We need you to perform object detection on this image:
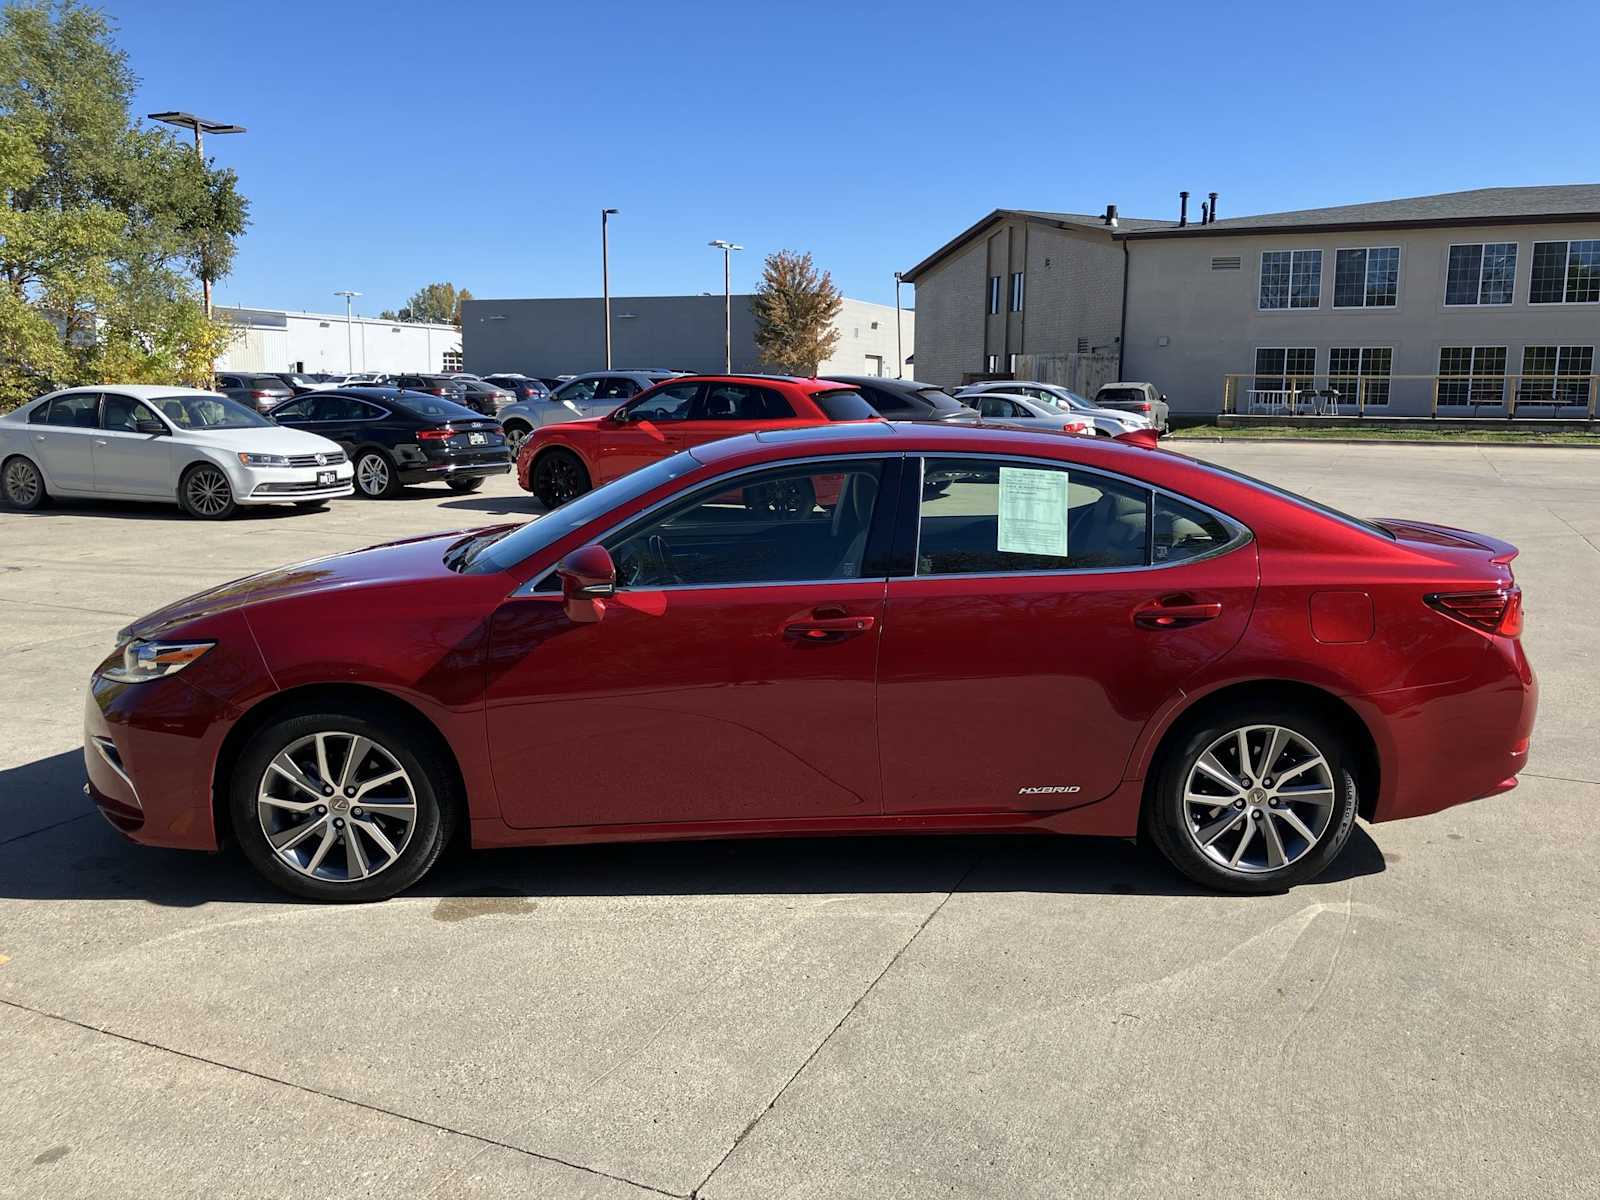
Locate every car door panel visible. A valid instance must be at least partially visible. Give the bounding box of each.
[32,393,100,491]
[93,395,174,497]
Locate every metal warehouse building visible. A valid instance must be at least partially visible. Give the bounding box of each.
[462,294,913,379]
[902,185,1600,418]
[215,306,463,376]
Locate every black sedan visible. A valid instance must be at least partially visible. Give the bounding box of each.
[268,388,512,498]
[821,375,975,423]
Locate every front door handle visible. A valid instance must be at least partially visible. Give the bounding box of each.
[1133,596,1223,629]
[783,614,876,642]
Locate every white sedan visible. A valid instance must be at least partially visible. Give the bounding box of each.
[0,385,354,519]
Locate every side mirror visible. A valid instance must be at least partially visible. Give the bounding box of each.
[1160,393,1169,402]
[134,418,166,435]
[557,544,616,624]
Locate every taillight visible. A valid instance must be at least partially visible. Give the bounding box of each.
[417,428,453,441]
[251,390,272,399]
[1135,402,1151,412]
[1427,587,1522,636]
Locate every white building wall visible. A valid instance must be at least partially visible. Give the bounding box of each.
[818,298,915,379]
[216,307,462,375]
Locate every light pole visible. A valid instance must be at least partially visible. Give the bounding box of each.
[147,111,246,317]
[893,271,905,378]
[708,240,743,373]
[334,291,361,372]
[601,208,619,369]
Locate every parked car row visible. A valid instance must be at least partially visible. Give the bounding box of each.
[0,384,512,517]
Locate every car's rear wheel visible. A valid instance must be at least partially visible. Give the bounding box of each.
[446,477,485,494]
[1146,701,1358,893]
[532,448,590,509]
[1,455,47,510]
[179,462,236,519]
[502,421,532,456]
[230,708,455,902]
[354,449,401,499]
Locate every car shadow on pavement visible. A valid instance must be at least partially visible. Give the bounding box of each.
[3,498,310,522]
[0,750,1386,907]
[439,494,544,516]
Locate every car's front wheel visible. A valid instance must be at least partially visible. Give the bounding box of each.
[230,707,455,902]
[179,462,237,519]
[1,455,48,510]
[1146,701,1358,893]
[532,448,590,509]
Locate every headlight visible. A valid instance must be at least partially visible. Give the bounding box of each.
[238,452,291,467]
[100,639,214,683]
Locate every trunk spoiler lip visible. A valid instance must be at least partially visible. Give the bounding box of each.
[1375,518,1520,564]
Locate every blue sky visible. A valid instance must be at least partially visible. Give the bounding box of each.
[106,0,1599,318]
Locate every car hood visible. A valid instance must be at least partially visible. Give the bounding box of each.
[123,528,490,639]
[182,426,345,455]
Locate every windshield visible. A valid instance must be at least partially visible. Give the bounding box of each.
[467,453,700,573]
[1046,389,1094,411]
[153,394,274,429]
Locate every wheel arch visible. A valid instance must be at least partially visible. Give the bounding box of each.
[210,682,469,850]
[1139,679,1382,825]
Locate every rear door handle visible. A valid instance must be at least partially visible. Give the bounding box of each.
[784,615,876,642]
[1133,597,1223,629]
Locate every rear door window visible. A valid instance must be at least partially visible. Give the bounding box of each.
[313,395,378,422]
[42,393,100,427]
[696,384,795,420]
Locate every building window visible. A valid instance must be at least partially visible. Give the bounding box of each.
[441,350,463,372]
[1253,347,1317,395]
[1259,250,1322,310]
[985,353,1000,373]
[1530,240,1600,304]
[1329,347,1392,407]
[1438,346,1508,407]
[1333,247,1400,308]
[988,276,1001,314]
[1445,243,1517,306]
[1009,272,1025,312]
[1518,345,1595,405]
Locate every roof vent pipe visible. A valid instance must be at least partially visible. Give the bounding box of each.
[1208,191,1219,224]
[1103,203,1118,229]
[1179,191,1189,228]
[1200,201,1209,224]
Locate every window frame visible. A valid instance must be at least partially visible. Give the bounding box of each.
[1444,242,1518,308]
[1327,346,1393,408]
[1009,271,1025,312]
[1529,239,1600,305]
[1252,347,1318,394]
[1437,346,1509,407]
[1331,246,1401,309]
[1517,345,1595,405]
[909,453,1251,580]
[987,275,1001,315]
[1258,249,1323,311]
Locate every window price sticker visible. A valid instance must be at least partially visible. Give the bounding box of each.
[997,466,1069,558]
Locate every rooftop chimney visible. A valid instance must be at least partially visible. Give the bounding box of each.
[1103,203,1119,229]
[1207,191,1219,224]
[1179,191,1189,228]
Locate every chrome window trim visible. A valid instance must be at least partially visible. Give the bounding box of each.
[514,451,902,597]
[912,452,1253,578]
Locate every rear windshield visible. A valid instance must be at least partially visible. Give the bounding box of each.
[812,389,876,421]
[1097,387,1144,403]
[390,393,482,422]
[249,375,292,390]
[917,388,968,416]
[1192,458,1394,539]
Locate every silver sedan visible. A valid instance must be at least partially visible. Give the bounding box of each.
[958,380,1150,438]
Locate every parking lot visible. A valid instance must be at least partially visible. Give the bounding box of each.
[2,441,1597,1199]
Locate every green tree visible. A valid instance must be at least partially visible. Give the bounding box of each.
[381,281,473,326]
[751,250,842,376]
[0,0,247,409]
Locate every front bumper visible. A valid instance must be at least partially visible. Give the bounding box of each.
[237,461,356,504]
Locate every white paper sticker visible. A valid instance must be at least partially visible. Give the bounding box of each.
[997,466,1069,558]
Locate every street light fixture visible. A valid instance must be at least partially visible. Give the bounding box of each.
[148,111,246,317]
[601,209,619,369]
[894,271,905,379]
[708,240,744,373]
[334,291,361,373]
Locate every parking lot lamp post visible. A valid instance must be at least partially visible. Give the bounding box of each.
[708,240,743,373]
[894,271,905,378]
[334,291,361,372]
[602,209,619,369]
[146,112,246,318]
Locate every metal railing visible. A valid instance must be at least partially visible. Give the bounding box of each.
[1221,374,1600,419]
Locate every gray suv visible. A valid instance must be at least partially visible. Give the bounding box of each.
[1092,382,1170,434]
[497,370,678,453]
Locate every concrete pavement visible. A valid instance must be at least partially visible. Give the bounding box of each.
[1,445,1596,1198]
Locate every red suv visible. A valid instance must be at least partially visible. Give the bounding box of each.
[516,374,874,508]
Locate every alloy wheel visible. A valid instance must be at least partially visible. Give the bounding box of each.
[504,426,529,454]
[4,458,41,506]
[1181,724,1336,874]
[185,466,232,516]
[357,454,390,496]
[256,732,417,883]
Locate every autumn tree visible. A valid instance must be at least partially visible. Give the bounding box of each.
[751,250,841,376]
[381,282,473,326]
[0,0,248,409]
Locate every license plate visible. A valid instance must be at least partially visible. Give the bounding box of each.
[317,471,336,486]
[468,432,486,445]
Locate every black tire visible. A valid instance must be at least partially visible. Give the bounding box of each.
[445,476,485,494]
[354,449,401,499]
[1144,700,1358,894]
[178,462,237,519]
[532,447,590,509]
[1,455,48,510]
[229,705,457,902]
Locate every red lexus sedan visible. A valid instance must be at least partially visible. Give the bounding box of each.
[516,374,877,509]
[85,422,1536,902]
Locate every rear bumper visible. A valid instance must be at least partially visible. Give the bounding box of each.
[398,460,512,484]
